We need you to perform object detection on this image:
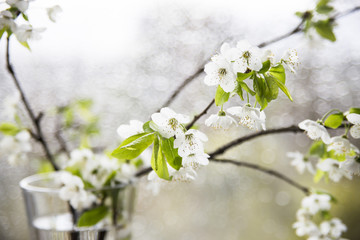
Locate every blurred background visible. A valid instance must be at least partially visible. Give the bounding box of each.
[1,0,360,239]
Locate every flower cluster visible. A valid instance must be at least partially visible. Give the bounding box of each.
[0,0,61,45]
[59,148,137,209]
[203,40,298,131]
[288,111,360,182]
[293,193,347,240]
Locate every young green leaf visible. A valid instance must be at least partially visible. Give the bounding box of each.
[324,113,344,129]
[269,65,286,84]
[0,28,6,40]
[258,60,271,74]
[349,107,360,115]
[143,121,154,133]
[314,20,336,42]
[161,137,182,170]
[253,75,268,109]
[151,137,170,180]
[19,41,31,51]
[264,75,279,102]
[314,169,325,183]
[111,133,155,160]
[0,122,20,136]
[309,141,327,157]
[215,85,230,106]
[235,84,244,101]
[237,71,253,81]
[77,206,109,227]
[272,76,293,101]
[238,81,256,96]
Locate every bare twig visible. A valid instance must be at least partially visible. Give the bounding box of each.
[209,125,303,157]
[6,37,59,171]
[186,99,215,129]
[210,158,310,194]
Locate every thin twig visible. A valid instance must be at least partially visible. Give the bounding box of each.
[6,37,59,171]
[210,158,310,195]
[209,125,303,157]
[186,99,215,129]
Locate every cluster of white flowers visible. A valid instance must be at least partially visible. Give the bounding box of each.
[289,117,360,181]
[0,130,32,166]
[59,148,137,208]
[150,108,209,181]
[0,0,61,43]
[203,40,298,131]
[293,194,347,240]
[205,104,266,131]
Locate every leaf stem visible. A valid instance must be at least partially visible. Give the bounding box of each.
[320,109,342,123]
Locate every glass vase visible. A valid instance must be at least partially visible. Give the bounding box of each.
[20,172,136,240]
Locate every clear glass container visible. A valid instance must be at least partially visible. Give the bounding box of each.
[20,172,136,240]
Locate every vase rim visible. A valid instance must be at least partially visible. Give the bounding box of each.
[19,172,133,193]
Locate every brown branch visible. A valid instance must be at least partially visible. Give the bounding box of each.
[186,99,215,129]
[135,166,152,178]
[6,37,59,171]
[209,125,303,157]
[210,158,310,194]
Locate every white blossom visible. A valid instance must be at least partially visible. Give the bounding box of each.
[47,5,62,22]
[117,120,144,140]
[66,148,94,169]
[205,112,237,130]
[0,130,32,166]
[298,120,331,144]
[6,0,29,12]
[261,49,275,65]
[173,129,208,157]
[150,107,189,138]
[0,11,16,31]
[282,49,299,73]
[346,113,360,139]
[115,163,137,183]
[301,194,331,215]
[14,25,45,42]
[171,166,197,183]
[204,43,237,93]
[227,105,266,130]
[3,92,20,119]
[327,136,356,156]
[320,218,347,239]
[287,151,315,174]
[59,171,96,209]
[82,154,120,188]
[293,220,320,237]
[340,157,360,176]
[317,158,352,182]
[182,152,210,168]
[231,40,263,73]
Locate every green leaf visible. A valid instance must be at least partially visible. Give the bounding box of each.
[314,20,336,42]
[238,81,256,96]
[0,28,6,39]
[316,5,334,14]
[111,133,155,160]
[215,85,230,106]
[19,41,31,50]
[161,137,182,170]
[235,84,244,101]
[77,206,109,227]
[237,71,253,81]
[151,136,170,180]
[309,141,327,157]
[143,121,154,133]
[0,122,20,136]
[76,99,93,109]
[103,170,117,186]
[259,60,271,74]
[253,75,267,110]
[314,169,325,183]
[37,161,55,174]
[349,107,360,115]
[264,75,279,102]
[269,64,286,84]
[316,0,331,8]
[21,13,29,21]
[272,76,293,101]
[324,113,344,129]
